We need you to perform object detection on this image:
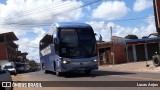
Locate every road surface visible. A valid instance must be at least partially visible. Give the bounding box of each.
[12,69,160,90]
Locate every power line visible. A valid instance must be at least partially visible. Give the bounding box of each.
[13,0,99,25]
[113,16,154,23]
[0,15,154,37]
[1,0,102,25]
[0,0,74,20]
[0,15,154,27]
[0,15,154,34]
[89,16,154,27]
[12,16,155,44]
[0,0,153,27]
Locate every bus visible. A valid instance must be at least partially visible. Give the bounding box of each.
[39,22,98,76]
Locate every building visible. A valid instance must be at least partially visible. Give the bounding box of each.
[97,42,111,65]
[17,51,28,63]
[97,36,160,66]
[126,37,160,62]
[97,36,127,65]
[0,32,19,64]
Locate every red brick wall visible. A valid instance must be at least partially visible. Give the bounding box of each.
[105,50,111,64]
[0,43,7,60]
[113,43,127,64]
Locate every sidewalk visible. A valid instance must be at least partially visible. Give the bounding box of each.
[99,60,160,73]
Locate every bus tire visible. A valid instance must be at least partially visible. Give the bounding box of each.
[153,57,160,67]
[42,63,45,70]
[0,86,5,90]
[44,70,49,74]
[54,62,61,76]
[55,66,61,76]
[84,70,91,75]
[56,71,61,76]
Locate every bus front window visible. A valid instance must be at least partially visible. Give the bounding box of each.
[59,28,96,58]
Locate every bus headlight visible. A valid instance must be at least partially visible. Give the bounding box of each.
[62,58,71,64]
[92,59,97,62]
[62,60,67,64]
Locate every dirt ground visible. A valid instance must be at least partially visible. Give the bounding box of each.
[100,60,160,73]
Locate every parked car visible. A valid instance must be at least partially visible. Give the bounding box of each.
[0,69,13,90]
[1,62,17,76]
[15,63,30,73]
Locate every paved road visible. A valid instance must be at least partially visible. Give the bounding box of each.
[12,69,160,90]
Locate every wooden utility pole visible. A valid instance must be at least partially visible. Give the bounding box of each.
[110,26,115,66]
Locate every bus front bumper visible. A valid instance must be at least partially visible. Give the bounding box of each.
[60,62,98,72]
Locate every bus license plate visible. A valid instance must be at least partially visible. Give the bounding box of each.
[77,68,85,70]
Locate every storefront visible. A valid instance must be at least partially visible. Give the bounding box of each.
[126,37,160,62]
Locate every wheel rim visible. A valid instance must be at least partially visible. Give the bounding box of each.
[154,58,159,64]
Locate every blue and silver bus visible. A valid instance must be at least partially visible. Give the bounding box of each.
[39,22,98,76]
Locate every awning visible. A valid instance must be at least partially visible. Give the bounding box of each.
[0,32,18,42]
[126,37,160,45]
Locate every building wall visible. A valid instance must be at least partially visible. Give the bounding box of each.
[0,43,7,60]
[97,42,127,65]
[0,43,18,61]
[7,45,18,60]
[106,50,112,64]
[126,42,159,62]
[127,45,134,62]
[113,43,127,64]
[136,44,146,61]
[97,42,111,65]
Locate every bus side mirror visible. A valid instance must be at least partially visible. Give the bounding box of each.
[54,38,59,44]
[95,33,102,43]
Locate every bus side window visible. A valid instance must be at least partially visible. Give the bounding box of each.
[53,30,59,54]
[54,38,59,44]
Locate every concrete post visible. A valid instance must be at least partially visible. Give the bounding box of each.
[97,49,100,65]
[126,45,129,62]
[132,45,137,62]
[144,44,149,60]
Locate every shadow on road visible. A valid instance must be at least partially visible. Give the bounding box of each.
[62,70,136,78]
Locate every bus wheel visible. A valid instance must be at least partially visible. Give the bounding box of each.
[54,62,61,76]
[55,66,61,76]
[55,65,61,76]
[56,71,61,76]
[44,70,49,74]
[84,70,91,75]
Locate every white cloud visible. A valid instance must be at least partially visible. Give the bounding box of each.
[86,21,114,41]
[92,1,129,20]
[85,6,91,11]
[133,0,153,12]
[0,25,33,36]
[16,27,46,62]
[87,16,156,41]
[0,0,84,62]
[0,0,83,25]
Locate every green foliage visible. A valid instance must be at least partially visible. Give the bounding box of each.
[125,34,138,39]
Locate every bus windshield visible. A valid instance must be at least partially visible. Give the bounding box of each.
[59,28,96,58]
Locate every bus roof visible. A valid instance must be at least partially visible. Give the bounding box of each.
[55,22,92,28]
[40,22,92,43]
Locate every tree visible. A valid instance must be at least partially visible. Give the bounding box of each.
[125,34,138,39]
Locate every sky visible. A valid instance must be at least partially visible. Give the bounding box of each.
[0,0,156,62]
